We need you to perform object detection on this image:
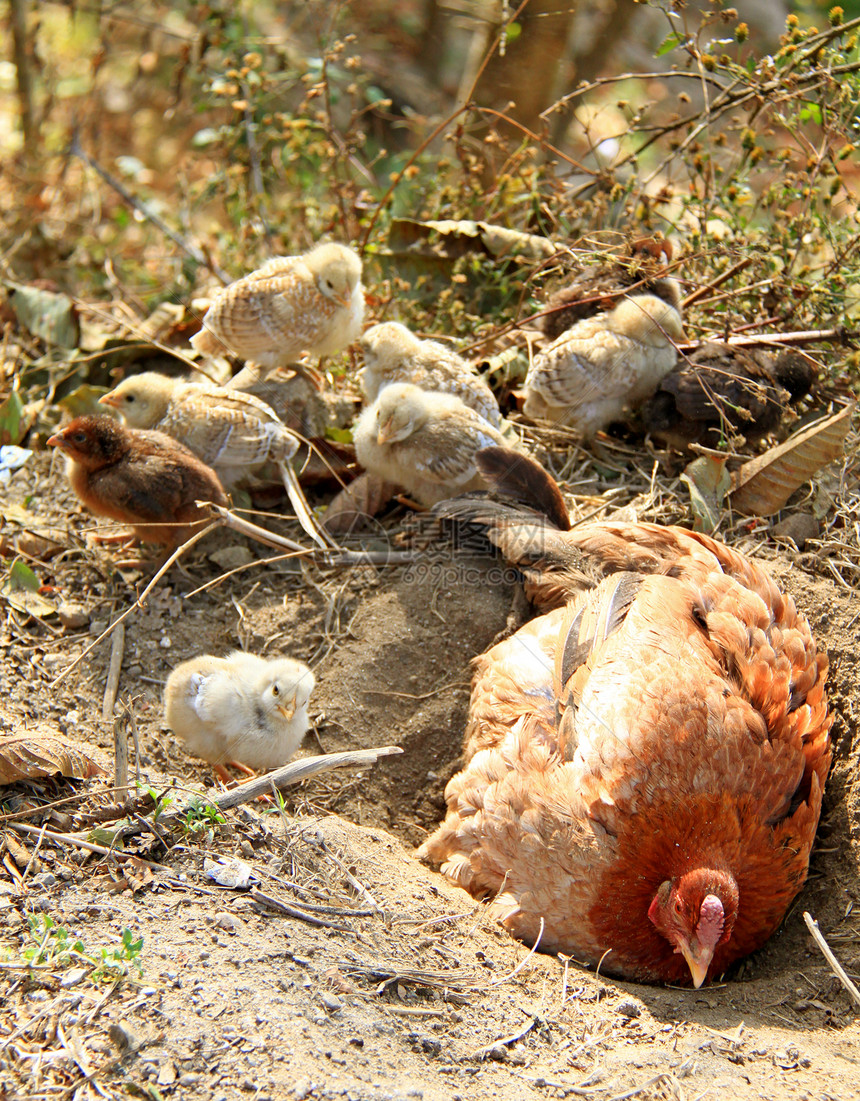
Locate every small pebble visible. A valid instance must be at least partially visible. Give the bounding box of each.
[178,1073,201,1086]
[318,991,343,1012]
[29,872,58,890]
[109,1021,142,1053]
[60,967,87,988]
[214,911,244,933]
[616,998,641,1018]
[771,512,820,550]
[156,1062,177,1086]
[57,603,89,630]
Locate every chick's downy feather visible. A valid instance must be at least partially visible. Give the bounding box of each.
[100,371,331,547]
[164,651,315,770]
[539,237,679,342]
[353,383,505,505]
[47,415,227,547]
[100,371,299,489]
[191,243,364,384]
[360,322,502,427]
[420,448,831,987]
[524,293,684,437]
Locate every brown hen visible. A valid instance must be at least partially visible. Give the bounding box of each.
[419,448,831,987]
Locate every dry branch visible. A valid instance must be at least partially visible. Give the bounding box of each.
[184,746,403,813]
[803,911,860,1008]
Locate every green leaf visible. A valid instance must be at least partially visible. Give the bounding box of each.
[0,390,23,445]
[58,384,111,418]
[799,104,823,125]
[656,31,685,57]
[325,425,354,444]
[7,560,40,592]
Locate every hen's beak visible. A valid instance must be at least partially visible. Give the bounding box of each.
[377,416,396,445]
[276,692,297,722]
[679,940,713,989]
[98,393,120,409]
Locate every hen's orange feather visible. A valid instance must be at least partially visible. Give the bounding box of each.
[420,449,831,986]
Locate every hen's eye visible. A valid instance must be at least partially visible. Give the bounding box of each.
[673,899,683,915]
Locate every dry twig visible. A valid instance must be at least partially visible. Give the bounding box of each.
[803,911,860,1008]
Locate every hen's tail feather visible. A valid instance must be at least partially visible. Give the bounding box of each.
[433,496,594,611]
[475,447,571,531]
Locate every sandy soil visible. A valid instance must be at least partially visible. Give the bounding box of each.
[1,452,859,1101]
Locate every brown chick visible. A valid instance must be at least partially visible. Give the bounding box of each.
[47,415,227,550]
[359,322,502,428]
[640,344,816,449]
[523,293,684,438]
[98,371,328,548]
[539,237,679,342]
[191,242,364,390]
[353,383,505,506]
[420,447,831,988]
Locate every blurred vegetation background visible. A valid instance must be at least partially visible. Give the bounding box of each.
[1,0,860,367]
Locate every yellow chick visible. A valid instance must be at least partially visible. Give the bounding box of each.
[524,293,684,438]
[353,383,505,506]
[191,243,364,389]
[164,652,315,776]
[359,322,502,428]
[100,371,327,546]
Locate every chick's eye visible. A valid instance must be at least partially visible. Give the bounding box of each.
[73,432,87,443]
[272,685,279,696]
[125,395,135,403]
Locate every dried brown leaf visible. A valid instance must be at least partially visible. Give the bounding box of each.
[730,404,855,517]
[0,733,107,785]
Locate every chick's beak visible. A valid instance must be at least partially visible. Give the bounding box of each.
[98,393,120,409]
[377,416,396,445]
[334,289,352,309]
[46,431,64,449]
[276,692,297,722]
[679,940,714,989]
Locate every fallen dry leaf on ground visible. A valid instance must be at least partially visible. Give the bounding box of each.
[730,403,855,516]
[0,733,106,784]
